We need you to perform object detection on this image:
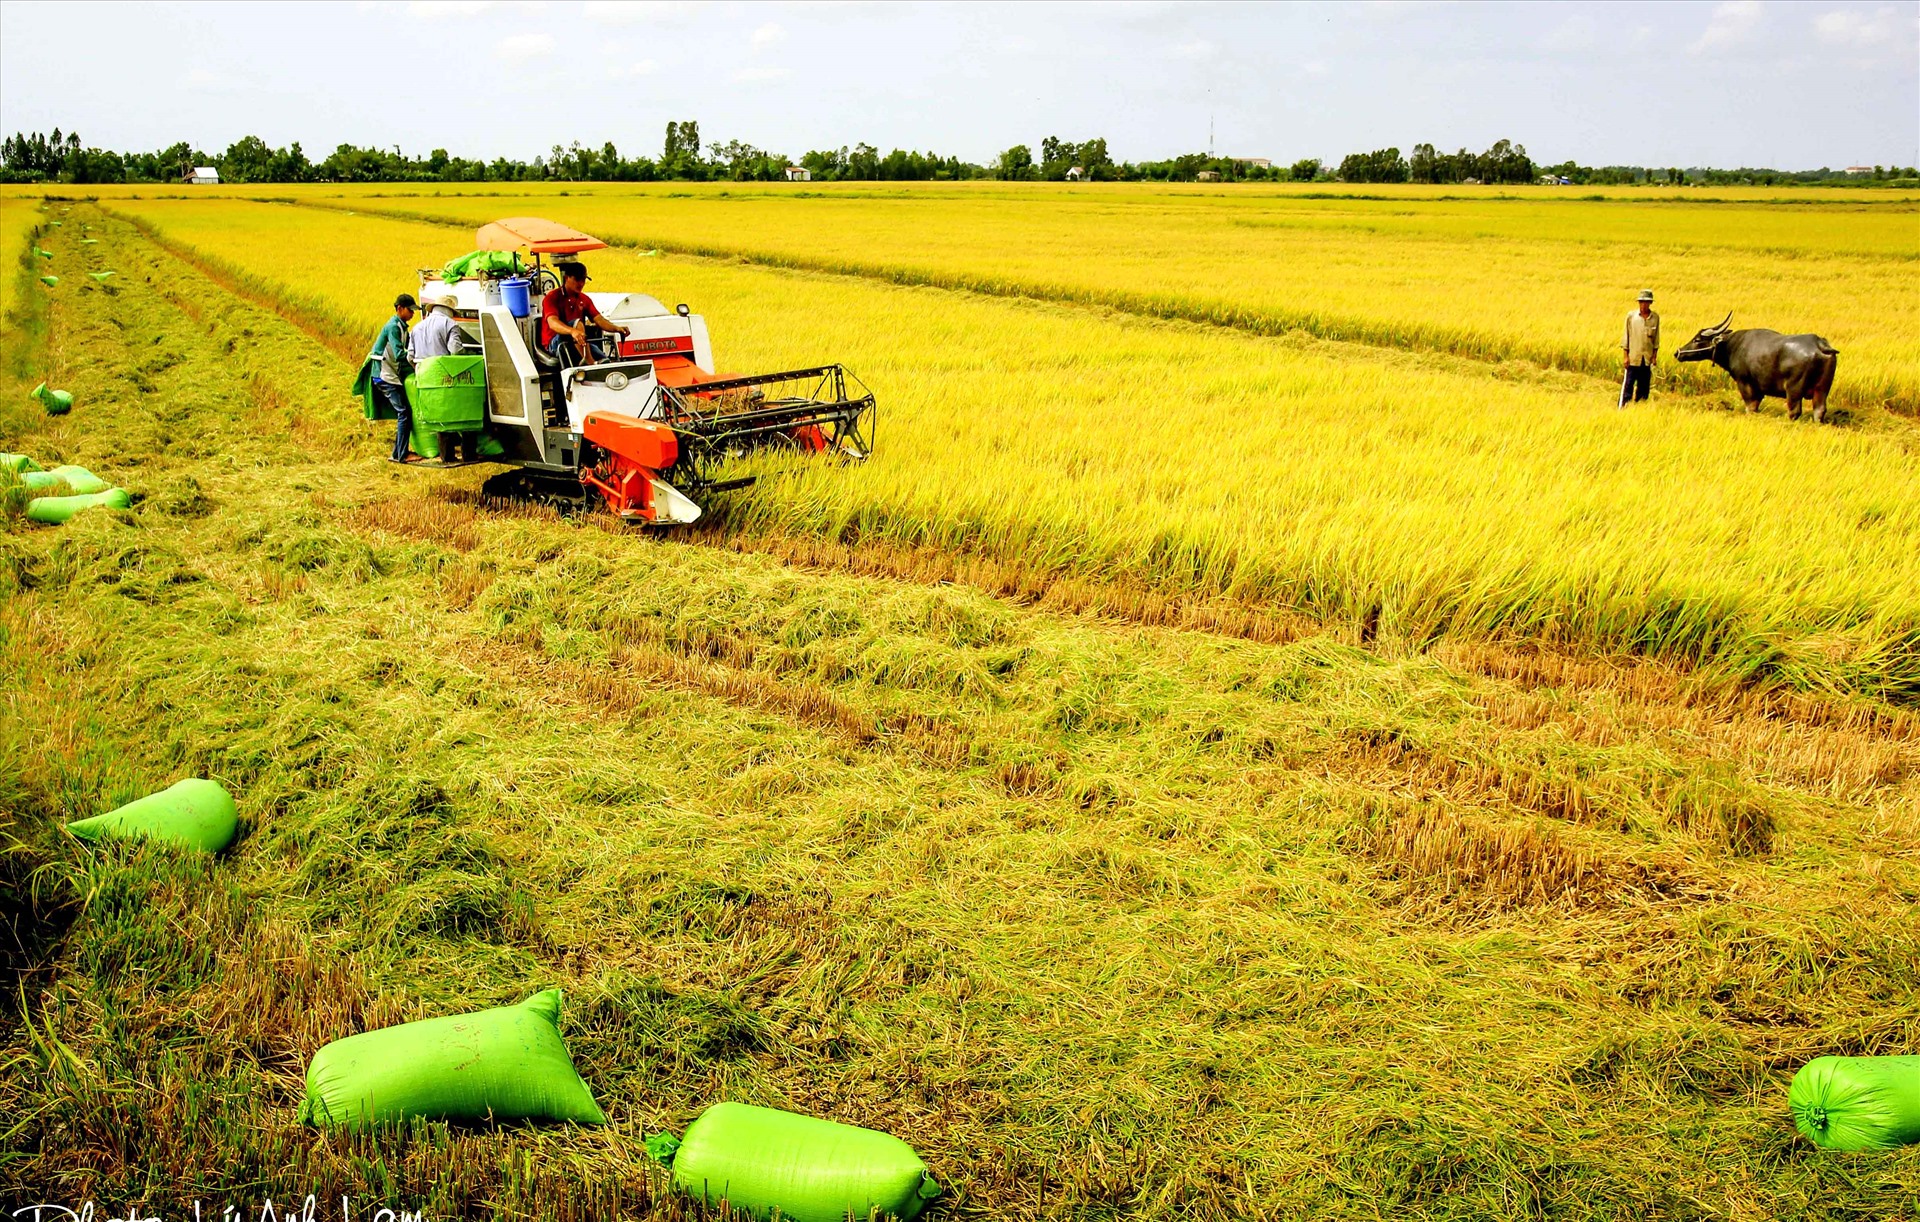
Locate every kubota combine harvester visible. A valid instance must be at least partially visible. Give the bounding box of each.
[397,217,873,525]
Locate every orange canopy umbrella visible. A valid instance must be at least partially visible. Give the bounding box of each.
[475,217,608,255]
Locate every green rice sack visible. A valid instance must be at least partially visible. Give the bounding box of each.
[299,988,605,1129]
[22,465,108,495]
[66,778,239,853]
[26,487,131,524]
[1791,1055,1920,1150]
[659,1101,941,1222]
[1,452,41,474]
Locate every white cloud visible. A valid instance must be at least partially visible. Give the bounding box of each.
[1813,6,1906,46]
[408,1,497,15]
[1303,61,1329,77]
[583,1,701,23]
[730,65,791,83]
[1170,38,1216,61]
[178,67,236,92]
[616,58,659,77]
[1690,0,1764,54]
[1538,14,1600,53]
[751,22,785,46]
[495,31,555,58]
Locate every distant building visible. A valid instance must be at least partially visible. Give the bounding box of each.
[1845,165,1875,174]
[182,166,220,185]
[1196,170,1220,182]
[785,165,810,182]
[1065,166,1084,180]
[1235,158,1272,169]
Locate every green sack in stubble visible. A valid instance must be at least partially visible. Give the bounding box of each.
[34,465,109,494]
[32,383,74,415]
[662,1101,941,1222]
[1791,1055,1920,1150]
[26,487,131,524]
[299,988,605,1129]
[66,778,238,853]
[1,452,42,474]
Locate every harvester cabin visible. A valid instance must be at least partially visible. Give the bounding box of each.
[182,166,220,184]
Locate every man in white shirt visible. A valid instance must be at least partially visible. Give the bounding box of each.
[1620,290,1660,407]
[408,293,478,461]
[409,293,469,360]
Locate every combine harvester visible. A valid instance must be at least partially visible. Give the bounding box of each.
[409,217,873,525]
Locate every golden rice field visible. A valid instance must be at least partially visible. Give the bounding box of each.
[3,189,1919,1221]
[107,180,1920,412]
[88,189,1920,705]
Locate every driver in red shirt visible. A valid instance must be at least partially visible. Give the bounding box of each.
[540,261,630,366]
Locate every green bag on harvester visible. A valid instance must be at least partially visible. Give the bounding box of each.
[299,988,604,1129]
[653,1101,941,1222]
[66,778,238,853]
[413,355,487,433]
[1790,1055,1920,1150]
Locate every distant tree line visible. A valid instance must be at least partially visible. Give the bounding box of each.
[4,125,1914,188]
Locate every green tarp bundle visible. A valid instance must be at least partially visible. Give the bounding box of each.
[26,487,131,524]
[414,354,487,431]
[66,778,239,853]
[355,359,498,460]
[299,989,604,1129]
[1,453,42,474]
[655,1102,941,1222]
[440,250,522,283]
[1791,1056,1920,1150]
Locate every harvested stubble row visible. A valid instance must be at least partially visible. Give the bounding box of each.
[107,195,1920,705]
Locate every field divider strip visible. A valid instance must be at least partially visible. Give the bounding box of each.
[262,195,1914,416]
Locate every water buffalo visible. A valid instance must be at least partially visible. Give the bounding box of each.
[1674,314,1839,422]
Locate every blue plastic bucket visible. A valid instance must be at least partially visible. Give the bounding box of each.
[501,277,531,318]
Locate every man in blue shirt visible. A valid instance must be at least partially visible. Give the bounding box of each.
[371,293,418,462]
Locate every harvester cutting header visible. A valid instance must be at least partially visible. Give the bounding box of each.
[358,217,873,525]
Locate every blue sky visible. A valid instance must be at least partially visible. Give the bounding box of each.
[0,1,1914,167]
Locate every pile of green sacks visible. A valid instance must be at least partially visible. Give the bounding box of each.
[3,452,132,524]
[298,994,940,1220]
[353,353,503,461]
[440,249,522,283]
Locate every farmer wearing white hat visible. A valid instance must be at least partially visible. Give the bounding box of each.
[408,292,479,462]
[1620,289,1660,406]
[408,292,469,360]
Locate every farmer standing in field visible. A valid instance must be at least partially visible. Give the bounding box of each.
[370,292,418,462]
[409,291,475,462]
[1620,289,1660,407]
